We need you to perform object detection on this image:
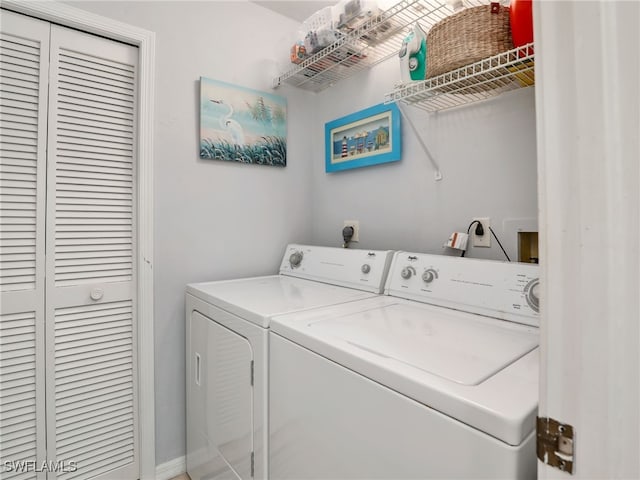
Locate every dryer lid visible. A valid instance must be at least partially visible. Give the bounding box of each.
[187,275,376,327]
[306,301,538,386]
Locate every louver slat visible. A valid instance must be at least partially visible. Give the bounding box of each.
[53,47,134,287]
[54,343,132,367]
[58,109,132,129]
[56,389,132,418]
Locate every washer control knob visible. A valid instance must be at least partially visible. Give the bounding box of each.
[524,278,540,313]
[361,264,371,274]
[400,266,415,279]
[289,251,303,268]
[422,269,436,284]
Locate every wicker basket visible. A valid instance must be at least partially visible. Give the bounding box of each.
[426,4,513,79]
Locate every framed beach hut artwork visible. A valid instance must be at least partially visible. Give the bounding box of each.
[200,77,287,166]
[325,102,401,173]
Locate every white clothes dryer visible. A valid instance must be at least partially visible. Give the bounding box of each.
[269,251,540,479]
[186,244,393,480]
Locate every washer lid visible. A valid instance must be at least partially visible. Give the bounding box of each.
[307,302,538,386]
[271,296,539,446]
[187,275,376,327]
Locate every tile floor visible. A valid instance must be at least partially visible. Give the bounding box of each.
[169,474,189,480]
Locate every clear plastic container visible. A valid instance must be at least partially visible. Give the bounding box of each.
[335,0,379,32]
[302,6,335,34]
[304,29,339,54]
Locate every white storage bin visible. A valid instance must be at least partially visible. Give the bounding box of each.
[335,0,379,32]
[302,6,335,34]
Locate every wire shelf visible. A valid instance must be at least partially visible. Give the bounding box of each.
[384,43,535,112]
[273,0,467,93]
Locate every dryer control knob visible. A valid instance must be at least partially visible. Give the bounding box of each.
[361,264,371,274]
[422,269,436,283]
[289,251,303,268]
[524,278,540,313]
[400,266,415,279]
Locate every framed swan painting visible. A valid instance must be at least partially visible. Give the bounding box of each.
[199,77,287,166]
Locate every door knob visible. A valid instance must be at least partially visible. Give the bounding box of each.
[90,288,104,301]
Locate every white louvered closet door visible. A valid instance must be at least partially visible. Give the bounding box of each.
[44,26,139,480]
[0,12,49,480]
[1,12,140,480]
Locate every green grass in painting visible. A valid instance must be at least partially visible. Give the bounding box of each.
[200,136,286,166]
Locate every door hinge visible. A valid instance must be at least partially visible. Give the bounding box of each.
[250,451,255,477]
[537,416,574,474]
[250,360,254,386]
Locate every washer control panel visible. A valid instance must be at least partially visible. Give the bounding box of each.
[386,252,540,325]
[280,244,394,294]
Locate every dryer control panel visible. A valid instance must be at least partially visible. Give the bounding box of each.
[279,244,394,294]
[386,252,540,326]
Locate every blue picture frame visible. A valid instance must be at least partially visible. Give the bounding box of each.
[325,102,401,173]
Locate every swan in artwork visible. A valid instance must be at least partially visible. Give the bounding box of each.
[210,99,246,147]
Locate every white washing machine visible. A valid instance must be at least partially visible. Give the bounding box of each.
[186,244,393,480]
[269,251,540,479]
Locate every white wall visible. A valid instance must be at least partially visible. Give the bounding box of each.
[310,57,538,260]
[67,0,315,465]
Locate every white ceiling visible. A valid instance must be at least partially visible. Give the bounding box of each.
[252,1,335,22]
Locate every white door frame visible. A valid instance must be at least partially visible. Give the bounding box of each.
[534,1,639,478]
[1,2,157,478]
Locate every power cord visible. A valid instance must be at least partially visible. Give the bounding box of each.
[461,220,511,262]
[342,225,354,248]
[489,226,511,262]
[460,220,483,257]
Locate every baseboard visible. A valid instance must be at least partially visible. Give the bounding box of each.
[155,456,186,480]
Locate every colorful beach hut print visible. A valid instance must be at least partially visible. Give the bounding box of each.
[325,102,401,173]
[330,116,391,161]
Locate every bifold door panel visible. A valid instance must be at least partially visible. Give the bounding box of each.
[1,10,139,480]
[1,12,50,480]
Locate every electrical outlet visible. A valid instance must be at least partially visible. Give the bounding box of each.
[472,217,491,247]
[343,220,359,242]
